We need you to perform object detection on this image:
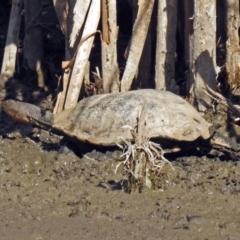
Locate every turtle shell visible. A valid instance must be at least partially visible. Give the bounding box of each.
[52,89,212,146]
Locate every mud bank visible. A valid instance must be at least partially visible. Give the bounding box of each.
[0,132,240,240]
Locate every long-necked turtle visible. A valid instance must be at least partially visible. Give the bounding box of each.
[1,89,237,150]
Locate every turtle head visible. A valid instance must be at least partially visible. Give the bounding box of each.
[2,99,53,129]
[2,99,34,123]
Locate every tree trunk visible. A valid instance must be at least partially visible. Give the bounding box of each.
[101,0,119,93]
[1,0,22,76]
[133,0,153,89]
[182,0,194,94]
[69,0,91,49]
[137,27,152,89]
[155,0,178,93]
[192,0,217,111]
[120,0,154,92]
[23,0,45,87]
[64,0,100,109]
[225,0,240,88]
[53,0,70,59]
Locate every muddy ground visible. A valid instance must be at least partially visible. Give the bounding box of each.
[1,1,240,240]
[1,96,240,240]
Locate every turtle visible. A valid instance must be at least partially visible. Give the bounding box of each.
[1,89,238,152]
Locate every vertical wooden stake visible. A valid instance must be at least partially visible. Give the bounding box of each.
[1,0,23,76]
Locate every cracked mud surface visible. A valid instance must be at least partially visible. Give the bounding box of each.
[1,124,240,240]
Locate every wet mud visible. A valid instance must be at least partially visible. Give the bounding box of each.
[1,122,240,240]
[1,1,240,239]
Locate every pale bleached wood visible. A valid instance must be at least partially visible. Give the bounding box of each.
[136,0,153,89]
[54,70,70,113]
[53,0,90,112]
[192,0,217,111]
[1,0,23,76]
[155,0,178,93]
[225,0,240,88]
[101,0,120,93]
[120,0,154,92]
[55,32,100,113]
[69,0,91,48]
[64,0,100,109]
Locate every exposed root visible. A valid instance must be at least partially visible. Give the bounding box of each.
[115,125,174,192]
